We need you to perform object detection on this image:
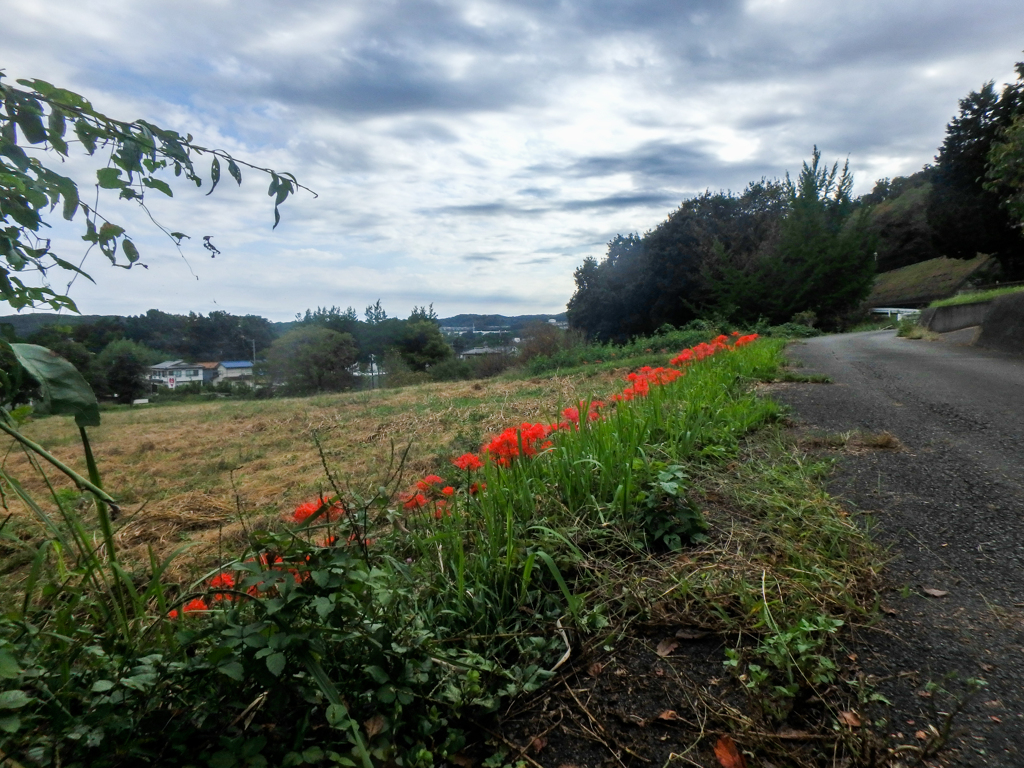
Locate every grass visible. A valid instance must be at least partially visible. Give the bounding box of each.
[0,336,888,767]
[2,370,632,580]
[928,284,1024,308]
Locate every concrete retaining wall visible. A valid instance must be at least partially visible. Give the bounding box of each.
[975,293,1024,355]
[921,301,993,333]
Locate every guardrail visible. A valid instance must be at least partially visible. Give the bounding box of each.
[871,307,921,322]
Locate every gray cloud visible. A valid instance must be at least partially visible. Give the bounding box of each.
[4,0,1024,319]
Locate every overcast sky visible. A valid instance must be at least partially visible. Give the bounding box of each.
[4,0,1023,321]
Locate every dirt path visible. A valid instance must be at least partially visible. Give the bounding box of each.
[774,330,1024,766]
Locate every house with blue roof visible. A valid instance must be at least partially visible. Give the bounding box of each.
[216,360,254,386]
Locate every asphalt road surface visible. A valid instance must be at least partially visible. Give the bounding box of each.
[774,330,1024,767]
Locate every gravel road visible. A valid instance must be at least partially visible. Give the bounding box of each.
[773,330,1024,766]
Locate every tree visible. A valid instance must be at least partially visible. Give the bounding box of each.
[711,149,874,326]
[985,61,1024,235]
[928,66,1024,277]
[266,327,358,395]
[0,72,308,313]
[93,339,160,403]
[988,112,1024,229]
[859,170,941,272]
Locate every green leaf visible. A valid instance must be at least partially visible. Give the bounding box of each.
[218,661,245,681]
[97,222,125,242]
[48,106,66,139]
[228,158,242,185]
[207,157,221,196]
[96,167,123,189]
[14,107,47,145]
[60,180,80,221]
[10,344,101,427]
[141,176,173,197]
[91,679,116,693]
[0,138,30,171]
[325,703,352,729]
[0,690,32,710]
[0,715,20,733]
[266,652,286,677]
[0,649,20,679]
[122,239,140,264]
[74,120,98,154]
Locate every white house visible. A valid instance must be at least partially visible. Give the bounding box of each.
[149,360,206,389]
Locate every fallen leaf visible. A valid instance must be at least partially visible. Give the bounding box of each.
[838,710,862,728]
[922,588,949,598]
[981,663,995,672]
[984,700,1002,708]
[530,736,547,753]
[915,730,928,740]
[675,628,708,640]
[450,755,475,768]
[916,690,932,698]
[363,714,386,739]
[847,653,858,662]
[654,666,665,677]
[587,662,604,677]
[657,710,679,721]
[714,735,747,768]
[882,606,898,615]
[990,715,1002,723]
[656,639,679,657]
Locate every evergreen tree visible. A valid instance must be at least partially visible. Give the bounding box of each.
[928,70,1024,277]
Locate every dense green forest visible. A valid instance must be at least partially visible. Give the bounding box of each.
[568,59,1024,340]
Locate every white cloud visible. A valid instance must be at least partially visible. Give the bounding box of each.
[3,0,1024,321]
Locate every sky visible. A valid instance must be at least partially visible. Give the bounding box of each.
[3,0,1024,322]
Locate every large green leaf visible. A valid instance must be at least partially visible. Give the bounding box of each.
[10,343,100,427]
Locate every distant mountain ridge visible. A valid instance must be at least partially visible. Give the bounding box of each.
[2,311,569,340]
[437,313,567,331]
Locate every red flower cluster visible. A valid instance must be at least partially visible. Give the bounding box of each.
[668,333,759,366]
[452,452,484,471]
[559,399,605,428]
[612,367,682,402]
[292,496,345,524]
[400,474,458,518]
[482,422,553,467]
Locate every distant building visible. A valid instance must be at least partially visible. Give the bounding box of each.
[195,362,220,384]
[217,360,254,386]
[149,360,205,389]
[458,347,515,360]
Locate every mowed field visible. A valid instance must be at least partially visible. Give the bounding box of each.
[3,369,627,580]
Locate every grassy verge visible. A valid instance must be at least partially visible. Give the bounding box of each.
[928,284,1024,308]
[0,336,883,767]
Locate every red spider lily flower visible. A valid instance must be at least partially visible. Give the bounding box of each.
[416,474,445,491]
[293,496,344,524]
[731,330,741,336]
[319,535,338,547]
[433,500,451,520]
[482,422,552,466]
[208,572,237,601]
[346,532,375,546]
[183,597,209,613]
[452,452,484,471]
[401,492,429,510]
[470,482,486,495]
[167,609,179,619]
[441,486,455,497]
[209,572,235,590]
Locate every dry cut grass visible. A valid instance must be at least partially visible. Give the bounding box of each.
[2,371,627,580]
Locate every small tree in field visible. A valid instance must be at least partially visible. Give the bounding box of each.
[266,326,358,395]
